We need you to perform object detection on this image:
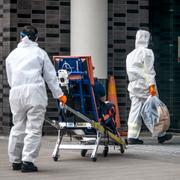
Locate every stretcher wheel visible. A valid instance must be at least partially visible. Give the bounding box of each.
[53,156,59,161]
[120,145,125,154]
[81,149,87,157]
[103,146,108,157]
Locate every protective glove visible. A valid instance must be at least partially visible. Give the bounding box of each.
[59,95,67,104]
[149,84,156,96]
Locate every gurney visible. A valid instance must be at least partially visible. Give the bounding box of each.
[47,56,126,161]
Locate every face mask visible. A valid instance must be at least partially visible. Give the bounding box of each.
[20,32,38,41]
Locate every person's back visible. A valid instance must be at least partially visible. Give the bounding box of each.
[7,37,45,87]
[6,37,49,106]
[93,78,106,108]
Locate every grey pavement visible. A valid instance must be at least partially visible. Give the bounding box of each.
[0,133,180,180]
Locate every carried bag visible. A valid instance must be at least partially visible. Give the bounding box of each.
[141,96,170,137]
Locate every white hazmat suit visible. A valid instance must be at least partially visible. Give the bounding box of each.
[6,36,63,163]
[126,30,157,139]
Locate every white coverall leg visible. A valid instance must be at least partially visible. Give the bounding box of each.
[127,96,146,139]
[8,90,46,163]
[8,104,46,163]
[22,105,46,162]
[8,113,26,163]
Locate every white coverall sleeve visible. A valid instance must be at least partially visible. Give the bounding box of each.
[42,52,63,99]
[143,49,156,86]
[5,57,12,87]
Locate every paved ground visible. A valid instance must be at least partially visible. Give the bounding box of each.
[0,133,180,180]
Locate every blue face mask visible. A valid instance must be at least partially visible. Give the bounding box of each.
[20,32,28,38]
[20,31,38,40]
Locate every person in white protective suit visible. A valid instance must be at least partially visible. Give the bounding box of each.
[126,29,173,144]
[6,25,67,172]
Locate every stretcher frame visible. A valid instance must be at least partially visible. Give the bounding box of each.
[47,104,126,162]
[47,56,126,161]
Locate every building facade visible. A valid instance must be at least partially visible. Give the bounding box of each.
[150,0,180,131]
[0,0,179,135]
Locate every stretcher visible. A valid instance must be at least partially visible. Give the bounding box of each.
[47,56,126,161]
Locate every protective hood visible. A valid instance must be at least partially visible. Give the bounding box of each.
[135,30,150,48]
[17,36,38,48]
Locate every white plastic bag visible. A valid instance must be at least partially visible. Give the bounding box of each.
[141,96,170,137]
